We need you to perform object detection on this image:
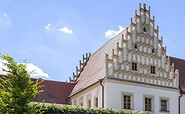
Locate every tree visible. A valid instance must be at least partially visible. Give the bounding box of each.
[0,55,43,114]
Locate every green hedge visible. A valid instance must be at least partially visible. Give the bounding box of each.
[29,103,151,114]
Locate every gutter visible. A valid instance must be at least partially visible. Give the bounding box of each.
[99,78,104,108]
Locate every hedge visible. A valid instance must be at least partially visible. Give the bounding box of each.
[29,103,151,114]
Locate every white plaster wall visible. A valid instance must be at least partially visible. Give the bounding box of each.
[71,85,102,108]
[105,81,179,114]
[180,95,185,114]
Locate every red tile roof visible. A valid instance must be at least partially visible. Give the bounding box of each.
[170,56,185,93]
[70,29,128,96]
[32,79,76,104]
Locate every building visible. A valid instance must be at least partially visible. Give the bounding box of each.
[67,3,185,114]
[2,3,184,114]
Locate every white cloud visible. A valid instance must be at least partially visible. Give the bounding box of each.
[44,23,52,30]
[58,27,73,34]
[105,25,125,39]
[0,59,49,78]
[3,13,7,17]
[0,13,11,29]
[26,63,49,78]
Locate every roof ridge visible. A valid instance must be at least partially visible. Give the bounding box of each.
[169,56,185,61]
[31,78,74,84]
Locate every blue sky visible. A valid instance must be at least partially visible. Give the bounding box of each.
[0,0,185,82]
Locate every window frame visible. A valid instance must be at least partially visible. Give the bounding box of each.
[87,99,91,108]
[132,62,137,71]
[152,48,155,53]
[159,97,170,112]
[80,102,83,106]
[143,95,154,112]
[122,92,134,110]
[94,97,98,107]
[143,27,146,32]
[151,66,156,74]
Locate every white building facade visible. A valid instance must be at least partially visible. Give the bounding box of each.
[69,4,184,114]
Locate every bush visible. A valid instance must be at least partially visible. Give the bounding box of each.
[29,103,151,114]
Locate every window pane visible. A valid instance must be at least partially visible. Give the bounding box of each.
[161,100,167,111]
[123,95,131,109]
[145,98,152,111]
[132,63,137,71]
[88,100,91,108]
[151,66,155,74]
[95,97,98,107]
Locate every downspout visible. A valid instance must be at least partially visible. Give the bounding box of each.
[179,93,183,114]
[99,79,104,108]
[179,87,184,114]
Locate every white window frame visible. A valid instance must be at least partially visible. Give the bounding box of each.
[159,97,170,112]
[122,92,134,110]
[143,95,154,112]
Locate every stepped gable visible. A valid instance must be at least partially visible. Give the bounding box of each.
[70,3,180,96]
[69,53,91,83]
[33,79,76,104]
[170,57,185,93]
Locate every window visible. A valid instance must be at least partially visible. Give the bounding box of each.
[132,62,137,71]
[160,98,169,112]
[152,48,155,53]
[161,100,167,111]
[80,102,83,106]
[94,97,98,107]
[73,99,77,106]
[48,94,55,99]
[134,44,138,49]
[123,95,131,109]
[87,100,91,108]
[151,66,155,74]
[143,27,146,32]
[145,97,152,111]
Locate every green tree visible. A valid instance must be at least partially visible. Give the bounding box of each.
[0,55,43,114]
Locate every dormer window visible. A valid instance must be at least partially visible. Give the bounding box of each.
[48,94,55,99]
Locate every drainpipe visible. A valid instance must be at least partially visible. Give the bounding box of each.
[179,93,183,114]
[99,79,104,108]
[179,86,184,114]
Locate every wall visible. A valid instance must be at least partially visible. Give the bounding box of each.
[71,84,102,108]
[105,80,179,114]
[180,95,185,114]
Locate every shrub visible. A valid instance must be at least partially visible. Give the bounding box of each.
[29,103,151,114]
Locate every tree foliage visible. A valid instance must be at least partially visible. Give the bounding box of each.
[0,55,43,114]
